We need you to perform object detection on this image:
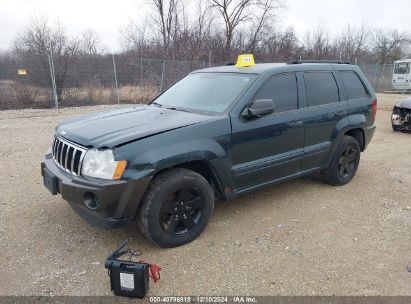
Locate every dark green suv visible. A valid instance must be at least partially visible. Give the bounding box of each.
[41,60,377,247]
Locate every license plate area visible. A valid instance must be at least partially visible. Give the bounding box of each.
[43,168,59,195]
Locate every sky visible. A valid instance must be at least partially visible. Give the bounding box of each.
[0,0,410,52]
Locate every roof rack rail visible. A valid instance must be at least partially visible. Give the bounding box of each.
[288,60,351,65]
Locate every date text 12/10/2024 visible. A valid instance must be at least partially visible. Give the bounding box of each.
[149,296,257,303]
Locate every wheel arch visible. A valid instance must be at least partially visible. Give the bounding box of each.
[344,128,365,151]
[153,159,227,201]
[326,119,366,168]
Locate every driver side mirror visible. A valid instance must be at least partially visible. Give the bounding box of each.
[241,99,274,119]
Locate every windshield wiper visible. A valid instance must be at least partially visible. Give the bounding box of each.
[166,106,191,113]
[152,102,163,107]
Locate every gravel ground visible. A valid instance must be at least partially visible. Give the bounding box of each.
[0,94,410,296]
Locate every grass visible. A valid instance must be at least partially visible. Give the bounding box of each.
[0,80,159,110]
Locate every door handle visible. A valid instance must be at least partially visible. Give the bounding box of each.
[335,110,348,118]
[286,120,303,128]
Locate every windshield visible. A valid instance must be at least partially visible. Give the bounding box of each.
[152,72,256,113]
[394,62,409,75]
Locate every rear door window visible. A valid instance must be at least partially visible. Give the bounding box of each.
[304,72,340,107]
[254,73,298,113]
[340,71,368,100]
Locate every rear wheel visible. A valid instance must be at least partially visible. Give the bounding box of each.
[321,135,361,186]
[138,168,214,248]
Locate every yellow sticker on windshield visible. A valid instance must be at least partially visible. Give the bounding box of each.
[235,54,255,68]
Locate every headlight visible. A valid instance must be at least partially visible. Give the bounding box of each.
[81,149,127,180]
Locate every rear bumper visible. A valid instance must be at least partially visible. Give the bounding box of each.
[364,124,376,150]
[393,83,411,90]
[41,153,152,229]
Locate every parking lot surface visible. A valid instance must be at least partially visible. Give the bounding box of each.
[0,94,410,296]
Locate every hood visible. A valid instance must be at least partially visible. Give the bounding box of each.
[396,97,411,110]
[56,105,217,148]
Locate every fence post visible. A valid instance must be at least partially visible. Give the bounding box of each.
[159,60,166,93]
[112,54,120,104]
[378,63,386,92]
[140,44,143,85]
[373,64,378,89]
[48,52,58,109]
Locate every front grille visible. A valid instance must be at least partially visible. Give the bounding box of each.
[52,136,87,175]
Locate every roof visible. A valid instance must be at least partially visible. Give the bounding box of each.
[394,59,411,63]
[192,62,353,75]
[193,63,287,75]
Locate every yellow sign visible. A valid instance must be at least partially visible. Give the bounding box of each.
[18,69,27,76]
[235,54,255,68]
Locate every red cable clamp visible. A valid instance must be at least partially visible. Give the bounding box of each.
[139,260,162,283]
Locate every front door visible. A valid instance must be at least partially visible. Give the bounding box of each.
[230,73,305,190]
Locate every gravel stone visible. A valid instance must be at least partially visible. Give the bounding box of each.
[0,95,410,296]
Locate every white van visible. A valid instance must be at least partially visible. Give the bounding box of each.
[393,59,411,90]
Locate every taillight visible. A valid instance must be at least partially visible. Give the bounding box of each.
[371,99,377,122]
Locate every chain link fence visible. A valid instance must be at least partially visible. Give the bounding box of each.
[0,53,207,110]
[0,55,404,111]
[359,63,395,93]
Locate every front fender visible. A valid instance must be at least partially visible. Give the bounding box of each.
[114,117,234,193]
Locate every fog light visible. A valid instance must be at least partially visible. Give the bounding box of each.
[84,192,100,210]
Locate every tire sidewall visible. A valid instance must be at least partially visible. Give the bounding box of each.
[331,136,361,185]
[144,171,214,247]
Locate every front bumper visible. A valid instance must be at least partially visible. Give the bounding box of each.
[41,153,152,229]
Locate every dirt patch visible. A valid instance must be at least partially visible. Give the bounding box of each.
[0,94,410,296]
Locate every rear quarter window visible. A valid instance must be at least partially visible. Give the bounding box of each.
[339,71,368,100]
[304,72,340,107]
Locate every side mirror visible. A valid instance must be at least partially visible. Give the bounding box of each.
[241,99,274,119]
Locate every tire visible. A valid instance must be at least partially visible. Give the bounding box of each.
[137,168,214,248]
[321,135,361,186]
[392,124,401,132]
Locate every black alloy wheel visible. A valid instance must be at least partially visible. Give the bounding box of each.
[321,135,361,186]
[338,145,358,178]
[159,187,205,236]
[138,168,214,248]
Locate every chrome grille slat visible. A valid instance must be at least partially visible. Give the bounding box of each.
[54,139,58,157]
[78,150,86,175]
[59,143,64,165]
[51,136,87,176]
[64,146,70,169]
[57,141,63,165]
[55,140,59,162]
[70,148,76,172]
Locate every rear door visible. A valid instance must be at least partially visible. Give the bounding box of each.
[230,73,305,189]
[302,71,348,171]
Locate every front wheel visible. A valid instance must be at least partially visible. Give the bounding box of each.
[137,168,214,248]
[321,135,361,186]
